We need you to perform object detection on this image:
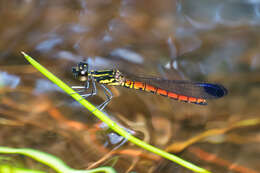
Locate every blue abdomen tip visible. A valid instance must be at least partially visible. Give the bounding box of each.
[201,83,228,98]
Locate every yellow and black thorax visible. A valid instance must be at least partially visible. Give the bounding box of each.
[89,69,124,86]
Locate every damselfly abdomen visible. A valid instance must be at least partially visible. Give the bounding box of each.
[72,62,228,110]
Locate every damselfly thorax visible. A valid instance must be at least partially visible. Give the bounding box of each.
[72,62,228,110]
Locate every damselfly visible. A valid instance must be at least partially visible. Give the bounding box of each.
[72,62,228,110]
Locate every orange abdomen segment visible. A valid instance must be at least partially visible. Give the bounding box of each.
[145,84,207,105]
[133,81,145,90]
[124,81,207,105]
[157,88,168,96]
[144,84,157,93]
[167,92,178,100]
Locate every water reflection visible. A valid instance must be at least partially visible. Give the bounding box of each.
[36,37,63,52]
[0,71,20,88]
[34,79,62,94]
[110,48,144,64]
[180,0,260,28]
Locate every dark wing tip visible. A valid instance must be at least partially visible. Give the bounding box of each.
[200,83,228,98]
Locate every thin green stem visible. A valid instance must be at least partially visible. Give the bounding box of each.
[0,146,115,173]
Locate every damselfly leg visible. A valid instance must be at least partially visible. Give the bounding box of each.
[71,80,113,111]
[97,84,113,110]
[72,80,97,98]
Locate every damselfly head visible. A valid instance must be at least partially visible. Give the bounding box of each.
[72,62,89,81]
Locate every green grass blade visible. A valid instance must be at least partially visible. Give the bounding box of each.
[0,164,46,173]
[21,52,211,173]
[0,146,116,173]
